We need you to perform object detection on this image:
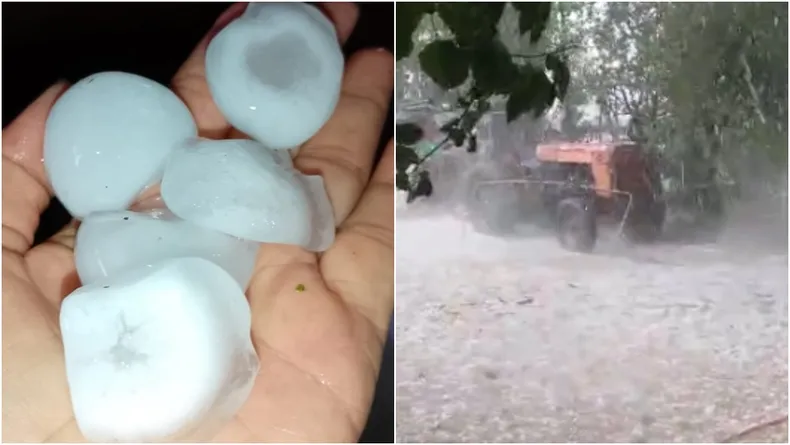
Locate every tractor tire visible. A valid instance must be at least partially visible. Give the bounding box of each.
[556,197,597,253]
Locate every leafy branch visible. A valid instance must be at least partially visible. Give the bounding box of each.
[395,2,573,194]
[511,43,580,60]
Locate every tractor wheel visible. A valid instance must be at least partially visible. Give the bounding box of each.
[556,197,597,253]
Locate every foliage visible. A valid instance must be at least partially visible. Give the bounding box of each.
[395,2,570,192]
[397,2,788,213]
[550,2,787,192]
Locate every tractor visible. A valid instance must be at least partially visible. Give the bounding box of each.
[397,100,667,252]
[464,141,667,253]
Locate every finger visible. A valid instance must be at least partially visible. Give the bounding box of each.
[171,2,360,139]
[294,49,394,226]
[170,2,247,139]
[2,81,69,253]
[319,140,394,337]
[317,2,360,44]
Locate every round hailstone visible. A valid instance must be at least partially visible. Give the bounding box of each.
[205,2,344,150]
[44,72,197,219]
[75,209,259,291]
[60,257,259,442]
[160,138,315,246]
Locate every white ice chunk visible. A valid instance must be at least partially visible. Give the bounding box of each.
[160,139,312,245]
[60,257,259,442]
[75,209,259,291]
[205,2,343,150]
[300,174,336,252]
[43,72,197,219]
[271,147,295,169]
[244,2,337,38]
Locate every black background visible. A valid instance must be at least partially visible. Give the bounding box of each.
[2,2,394,443]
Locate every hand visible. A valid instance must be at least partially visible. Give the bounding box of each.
[2,3,394,442]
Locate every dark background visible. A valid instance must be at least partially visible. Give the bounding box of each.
[2,2,394,443]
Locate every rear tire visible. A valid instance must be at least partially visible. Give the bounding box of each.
[556,197,597,253]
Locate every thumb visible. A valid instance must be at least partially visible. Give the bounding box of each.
[2,81,69,253]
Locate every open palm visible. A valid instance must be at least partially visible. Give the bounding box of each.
[2,3,394,442]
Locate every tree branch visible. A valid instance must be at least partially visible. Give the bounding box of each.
[511,44,580,60]
[414,101,475,167]
[739,51,767,125]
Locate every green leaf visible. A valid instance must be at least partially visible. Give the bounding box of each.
[471,39,519,95]
[396,144,420,173]
[531,73,558,118]
[396,123,424,145]
[436,3,505,47]
[418,40,471,89]
[545,53,571,100]
[510,3,552,41]
[512,3,533,36]
[396,3,435,61]
[505,66,555,122]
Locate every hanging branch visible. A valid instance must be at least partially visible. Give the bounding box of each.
[511,43,581,60]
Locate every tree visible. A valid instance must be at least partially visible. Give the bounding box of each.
[397,2,788,211]
[395,2,571,193]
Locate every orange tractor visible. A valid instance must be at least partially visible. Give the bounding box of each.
[465,140,667,252]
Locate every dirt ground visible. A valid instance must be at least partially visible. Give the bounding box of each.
[395,197,788,443]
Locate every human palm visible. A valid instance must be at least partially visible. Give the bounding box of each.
[2,3,394,442]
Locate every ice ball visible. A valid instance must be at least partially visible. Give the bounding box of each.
[60,257,259,442]
[205,2,344,150]
[160,138,313,245]
[43,72,197,219]
[75,209,259,291]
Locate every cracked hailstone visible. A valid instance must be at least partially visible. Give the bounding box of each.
[205,2,344,150]
[43,71,197,219]
[161,138,335,250]
[60,257,259,442]
[74,209,259,291]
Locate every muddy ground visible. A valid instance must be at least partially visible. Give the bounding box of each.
[395,197,788,443]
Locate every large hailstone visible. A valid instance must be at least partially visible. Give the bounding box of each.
[205,2,344,150]
[75,209,259,290]
[161,138,335,250]
[44,72,197,219]
[60,257,259,442]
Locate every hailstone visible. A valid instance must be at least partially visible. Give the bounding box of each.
[160,138,314,246]
[60,257,259,442]
[205,2,344,150]
[75,209,259,290]
[43,72,197,219]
